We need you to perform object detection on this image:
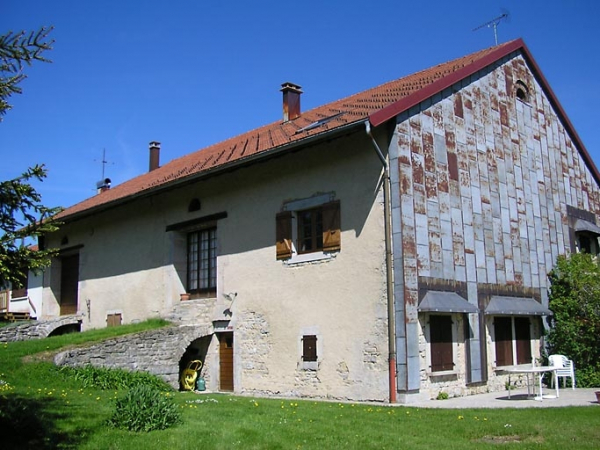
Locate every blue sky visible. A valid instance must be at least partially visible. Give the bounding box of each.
[1,1,599,210]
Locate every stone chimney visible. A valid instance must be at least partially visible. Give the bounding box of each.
[149,141,160,172]
[280,82,302,122]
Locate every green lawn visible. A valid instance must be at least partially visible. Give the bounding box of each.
[1,321,599,449]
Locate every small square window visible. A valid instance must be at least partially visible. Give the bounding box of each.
[107,313,122,327]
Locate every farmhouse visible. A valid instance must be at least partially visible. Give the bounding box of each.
[31,38,600,402]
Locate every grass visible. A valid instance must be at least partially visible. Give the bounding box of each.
[1,320,599,449]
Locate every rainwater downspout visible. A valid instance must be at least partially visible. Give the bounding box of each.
[365,121,397,403]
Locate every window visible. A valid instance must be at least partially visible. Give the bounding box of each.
[302,335,317,362]
[297,208,323,254]
[576,232,600,255]
[188,198,201,212]
[11,272,28,299]
[515,80,530,103]
[276,198,341,261]
[187,227,217,296]
[494,317,531,366]
[429,315,454,372]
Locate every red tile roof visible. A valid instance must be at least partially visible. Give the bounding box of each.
[57,38,597,221]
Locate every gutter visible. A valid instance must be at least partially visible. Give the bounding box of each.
[365,120,397,403]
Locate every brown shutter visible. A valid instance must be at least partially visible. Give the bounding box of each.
[107,313,122,327]
[430,315,454,372]
[322,200,341,252]
[514,317,532,365]
[494,317,513,366]
[276,211,293,260]
[302,335,317,362]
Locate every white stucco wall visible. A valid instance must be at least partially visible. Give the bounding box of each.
[43,130,391,402]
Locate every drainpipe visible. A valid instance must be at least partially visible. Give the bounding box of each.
[365,120,397,403]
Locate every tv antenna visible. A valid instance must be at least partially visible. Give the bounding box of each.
[94,148,114,180]
[473,10,510,46]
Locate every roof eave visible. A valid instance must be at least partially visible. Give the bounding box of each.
[59,119,366,223]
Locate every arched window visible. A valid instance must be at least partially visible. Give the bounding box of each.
[515,80,530,103]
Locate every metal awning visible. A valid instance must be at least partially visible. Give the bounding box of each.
[485,296,552,316]
[574,219,600,235]
[418,291,478,313]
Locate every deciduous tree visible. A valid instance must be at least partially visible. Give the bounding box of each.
[547,252,600,387]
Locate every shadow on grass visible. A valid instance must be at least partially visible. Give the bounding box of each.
[0,394,88,449]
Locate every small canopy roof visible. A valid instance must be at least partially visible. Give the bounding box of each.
[574,219,600,235]
[485,296,552,316]
[418,291,478,313]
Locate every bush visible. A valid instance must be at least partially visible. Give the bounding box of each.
[59,365,173,391]
[547,252,600,387]
[108,385,181,432]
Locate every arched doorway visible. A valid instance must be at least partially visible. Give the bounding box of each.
[179,335,211,391]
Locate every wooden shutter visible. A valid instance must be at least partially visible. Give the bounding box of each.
[494,317,513,366]
[322,200,341,252]
[276,211,292,260]
[11,273,28,299]
[430,315,453,372]
[302,335,317,362]
[514,317,532,365]
[107,313,122,327]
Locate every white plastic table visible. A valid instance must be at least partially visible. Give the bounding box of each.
[504,365,559,401]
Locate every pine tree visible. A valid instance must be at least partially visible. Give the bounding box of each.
[0,27,61,289]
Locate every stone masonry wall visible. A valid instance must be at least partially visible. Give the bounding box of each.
[0,315,83,342]
[54,324,212,388]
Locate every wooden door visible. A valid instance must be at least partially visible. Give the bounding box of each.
[60,254,79,315]
[219,333,234,391]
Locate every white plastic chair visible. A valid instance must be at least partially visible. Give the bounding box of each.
[548,354,576,390]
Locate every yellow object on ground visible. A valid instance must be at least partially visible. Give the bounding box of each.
[180,360,203,391]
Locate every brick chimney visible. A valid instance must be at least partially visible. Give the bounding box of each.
[280,82,302,122]
[149,141,160,172]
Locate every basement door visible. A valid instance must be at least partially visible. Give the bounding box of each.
[60,254,79,315]
[219,333,234,392]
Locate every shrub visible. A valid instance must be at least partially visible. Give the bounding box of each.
[108,385,181,432]
[547,252,600,387]
[59,365,173,391]
[436,391,448,400]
